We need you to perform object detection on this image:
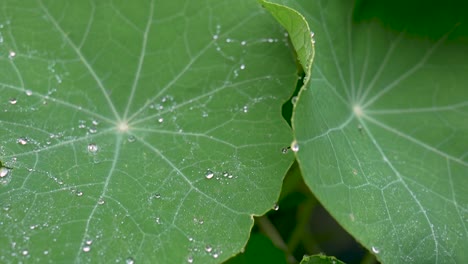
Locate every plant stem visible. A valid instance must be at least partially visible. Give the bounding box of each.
[256,216,297,263]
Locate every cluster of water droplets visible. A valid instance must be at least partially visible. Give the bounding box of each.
[204,169,236,182]
[78,119,100,135]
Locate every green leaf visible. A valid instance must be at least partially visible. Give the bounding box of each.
[300,254,345,264]
[277,0,468,263]
[0,1,297,262]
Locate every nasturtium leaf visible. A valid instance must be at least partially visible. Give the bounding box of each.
[0,0,297,263]
[272,0,468,263]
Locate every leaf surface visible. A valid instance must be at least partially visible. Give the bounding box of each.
[274,0,468,263]
[0,1,296,262]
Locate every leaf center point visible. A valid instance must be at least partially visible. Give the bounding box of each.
[117,121,129,132]
[353,104,364,117]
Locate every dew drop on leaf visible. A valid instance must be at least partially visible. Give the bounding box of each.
[9,98,17,105]
[281,147,289,154]
[85,240,93,245]
[240,64,245,70]
[291,96,298,105]
[371,246,380,254]
[82,246,91,252]
[25,90,32,96]
[8,50,16,58]
[126,257,135,264]
[273,203,279,211]
[17,137,28,145]
[158,117,164,123]
[97,198,105,205]
[205,170,214,179]
[76,191,83,197]
[87,143,98,153]
[291,140,299,152]
[205,245,212,253]
[187,255,194,263]
[21,250,28,256]
[127,136,136,143]
[213,252,219,258]
[0,167,9,178]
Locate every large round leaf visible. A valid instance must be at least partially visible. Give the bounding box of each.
[0,0,296,262]
[273,0,468,263]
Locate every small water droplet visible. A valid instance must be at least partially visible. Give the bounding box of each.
[87,143,98,153]
[25,90,33,96]
[155,217,161,224]
[291,140,299,152]
[371,246,380,254]
[43,250,49,255]
[205,170,214,179]
[281,147,289,154]
[17,137,28,145]
[88,127,97,134]
[76,191,83,197]
[127,136,136,143]
[158,118,164,123]
[9,98,17,105]
[240,64,245,70]
[152,193,161,199]
[205,245,212,253]
[241,40,247,45]
[82,246,91,252]
[187,255,194,263]
[310,31,315,38]
[8,50,16,58]
[126,257,135,264]
[222,171,229,177]
[226,38,232,43]
[273,203,279,211]
[212,252,219,258]
[213,34,218,40]
[0,167,9,178]
[291,96,298,105]
[243,106,248,113]
[21,250,28,256]
[97,198,105,205]
[352,169,358,175]
[85,240,93,245]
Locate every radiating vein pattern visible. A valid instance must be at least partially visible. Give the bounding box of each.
[290,0,468,263]
[0,0,296,263]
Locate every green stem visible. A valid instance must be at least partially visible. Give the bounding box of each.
[256,216,297,263]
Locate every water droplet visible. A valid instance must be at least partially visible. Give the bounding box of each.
[76,191,83,197]
[17,137,28,145]
[243,106,248,113]
[155,217,161,224]
[291,96,298,105]
[43,250,49,255]
[21,250,28,256]
[9,98,17,105]
[0,167,9,178]
[205,170,214,179]
[8,50,16,58]
[187,255,194,263]
[352,169,358,175]
[127,136,136,143]
[88,127,97,134]
[310,31,315,38]
[85,240,93,245]
[281,147,289,154]
[273,203,279,211]
[241,40,247,45]
[226,38,232,43]
[82,246,91,252]
[87,143,98,153]
[205,245,212,253]
[158,117,164,123]
[291,140,299,152]
[371,246,380,254]
[97,198,105,205]
[126,257,135,264]
[92,120,99,126]
[222,171,229,177]
[213,252,219,258]
[152,193,161,199]
[240,64,245,70]
[25,90,32,96]
[213,34,218,40]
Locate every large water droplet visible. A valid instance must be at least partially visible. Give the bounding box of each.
[205,170,214,179]
[82,246,91,252]
[17,137,28,145]
[87,143,98,153]
[0,167,9,178]
[291,140,299,152]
